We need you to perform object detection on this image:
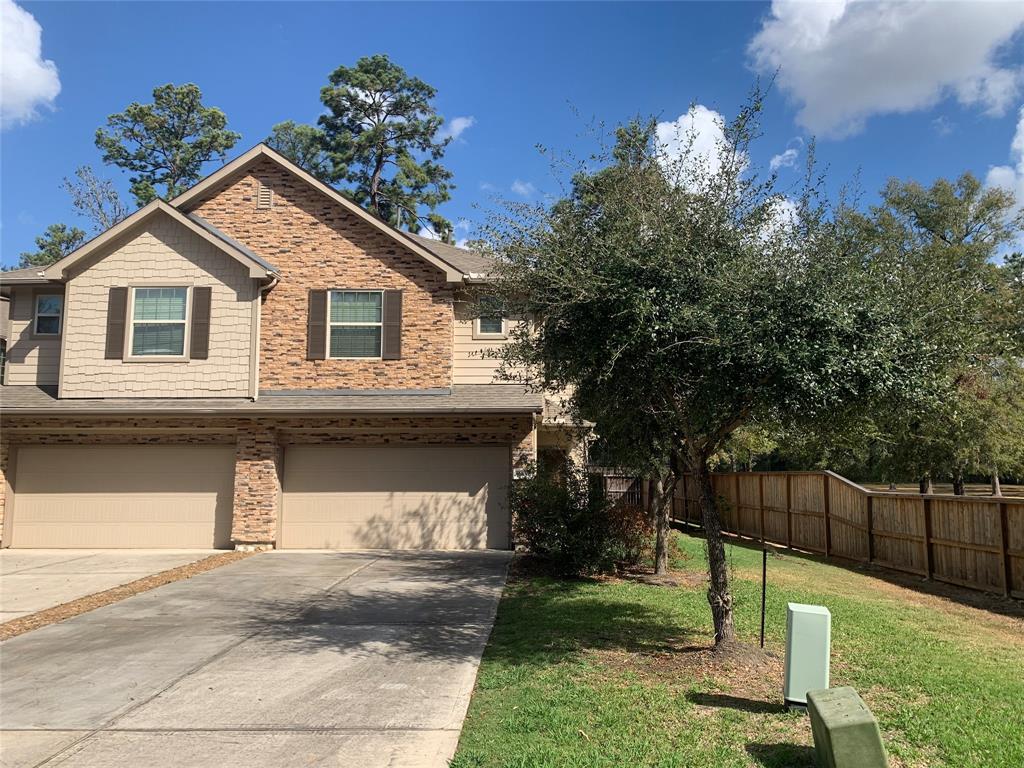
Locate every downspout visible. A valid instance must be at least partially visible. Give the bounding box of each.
[250,275,279,401]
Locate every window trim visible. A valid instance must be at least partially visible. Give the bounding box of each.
[33,293,64,337]
[124,284,193,363]
[472,297,507,340]
[327,289,384,360]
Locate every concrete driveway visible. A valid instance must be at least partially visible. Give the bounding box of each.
[0,550,511,768]
[0,551,216,621]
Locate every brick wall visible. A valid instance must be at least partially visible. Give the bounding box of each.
[191,159,454,390]
[0,414,535,547]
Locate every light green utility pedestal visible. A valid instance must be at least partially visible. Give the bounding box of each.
[807,686,889,768]
[784,602,831,708]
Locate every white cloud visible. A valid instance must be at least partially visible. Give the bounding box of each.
[417,226,441,241]
[438,115,475,142]
[931,116,955,137]
[455,218,471,233]
[748,0,1024,137]
[655,104,750,191]
[511,179,536,197]
[770,147,799,171]
[760,196,800,243]
[986,106,1024,218]
[1,0,61,129]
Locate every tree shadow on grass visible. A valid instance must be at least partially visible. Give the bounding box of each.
[745,742,817,767]
[687,691,785,714]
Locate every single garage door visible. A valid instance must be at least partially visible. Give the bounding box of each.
[9,445,235,548]
[281,445,509,550]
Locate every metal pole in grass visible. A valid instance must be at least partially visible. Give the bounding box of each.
[760,545,768,648]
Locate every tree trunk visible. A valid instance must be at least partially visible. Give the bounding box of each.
[919,475,934,495]
[888,481,897,491]
[992,471,1003,497]
[692,453,735,646]
[646,478,659,526]
[952,470,965,497]
[653,473,677,575]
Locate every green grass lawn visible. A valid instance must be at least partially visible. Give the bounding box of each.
[452,531,1024,768]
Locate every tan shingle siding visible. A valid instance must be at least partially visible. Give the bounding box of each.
[453,291,525,385]
[4,286,63,386]
[59,218,257,398]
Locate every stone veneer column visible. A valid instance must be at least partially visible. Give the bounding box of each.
[231,422,282,549]
[512,417,538,469]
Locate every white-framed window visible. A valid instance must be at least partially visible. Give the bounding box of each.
[128,286,189,358]
[34,294,63,336]
[474,296,506,339]
[329,290,383,358]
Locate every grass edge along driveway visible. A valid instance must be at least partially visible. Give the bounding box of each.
[452,531,1024,768]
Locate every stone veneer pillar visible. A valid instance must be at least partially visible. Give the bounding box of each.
[231,422,282,549]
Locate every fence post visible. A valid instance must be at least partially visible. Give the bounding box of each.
[785,473,793,550]
[999,502,1011,597]
[734,473,741,534]
[922,496,934,579]
[759,473,766,544]
[822,473,832,557]
[865,494,874,564]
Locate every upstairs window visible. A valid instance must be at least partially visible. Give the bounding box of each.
[329,290,382,358]
[129,287,188,357]
[34,295,63,336]
[474,295,506,339]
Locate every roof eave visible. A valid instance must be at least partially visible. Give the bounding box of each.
[0,405,542,417]
[40,201,276,282]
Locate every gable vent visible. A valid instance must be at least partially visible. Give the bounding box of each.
[256,181,273,210]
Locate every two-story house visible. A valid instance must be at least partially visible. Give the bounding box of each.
[0,145,580,551]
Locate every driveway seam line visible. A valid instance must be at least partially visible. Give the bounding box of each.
[2,554,98,576]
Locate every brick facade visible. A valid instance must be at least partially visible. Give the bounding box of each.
[191,159,453,390]
[0,414,535,548]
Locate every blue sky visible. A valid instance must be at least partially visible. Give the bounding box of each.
[3,1,1023,266]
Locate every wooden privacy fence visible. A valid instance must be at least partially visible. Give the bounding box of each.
[597,469,1024,599]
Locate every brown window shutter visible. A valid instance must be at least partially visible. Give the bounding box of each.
[104,287,128,359]
[382,289,402,360]
[190,286,212,359]
[307,290,327,360]
[9,288,32,321]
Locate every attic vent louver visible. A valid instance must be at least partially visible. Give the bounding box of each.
[256,181,273,210]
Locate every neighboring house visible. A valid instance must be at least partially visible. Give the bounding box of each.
[0,145,580,551]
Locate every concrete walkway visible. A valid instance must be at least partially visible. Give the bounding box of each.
[0,550,216,621]
[0,550,511,768]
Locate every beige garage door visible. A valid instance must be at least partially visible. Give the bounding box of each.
[281,445,509,550]
[9,446,235,548]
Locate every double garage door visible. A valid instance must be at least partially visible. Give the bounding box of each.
[5,444,509,550]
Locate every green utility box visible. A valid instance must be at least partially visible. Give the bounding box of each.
[784,602,831,708]
[807,687,889,768]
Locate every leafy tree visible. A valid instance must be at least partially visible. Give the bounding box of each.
[318,54,454,235]
[486,96,971,646]
[95,83,241,206]
[18,224,86,268]
[266,120,331,179]
[61,166,129,232]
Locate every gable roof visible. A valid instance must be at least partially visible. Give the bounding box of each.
[41,200,280,281]
[169,143,469,282]
[403,233,496,280]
